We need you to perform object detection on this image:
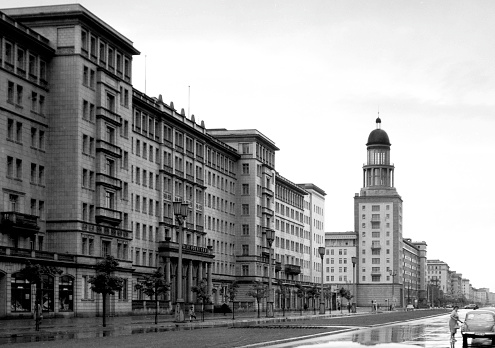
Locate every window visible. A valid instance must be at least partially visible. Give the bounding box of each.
[7,119,14,139]
[31,92,38,112]
[242,163,249,174]
[242,245,249,255]
[17,48,25,73]
[106,93,116,112]
[242,184,249,195]
[242,204,249,215]
[242,265,249,276]
[242,224,249,235]
[11,273,31,312]
[81,29,88,52]
[16,85,23,105]
[105,190,115,209]
[102,240,111,256]
[59,275,74,311]
[28,54,37,77]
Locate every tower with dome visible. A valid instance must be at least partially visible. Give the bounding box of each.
[353,117,405,308]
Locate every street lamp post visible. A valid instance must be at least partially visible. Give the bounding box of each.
[265,229,275,318]
[388,269,397,311]
[173,200,189,322]
[318,247,325,314]
[351,256,357,311]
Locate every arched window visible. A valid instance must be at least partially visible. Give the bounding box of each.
[40,274,54,312]
[11,272,31,312]
[59,275,74,311]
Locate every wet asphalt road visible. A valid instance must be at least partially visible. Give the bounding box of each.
[0,309,454,348]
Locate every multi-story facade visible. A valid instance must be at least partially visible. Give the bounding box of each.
[323,231,357,307]
[0,5,325,318]
[353,117,404,307]
[427,259,450,294]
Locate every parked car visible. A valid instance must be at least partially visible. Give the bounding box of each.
[406,304,414,311]
[461,309,495,346]
[464,304,479,309]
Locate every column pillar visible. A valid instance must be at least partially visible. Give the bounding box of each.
[165,257,171,302]
[188,260,193,303]
[207,262,213,296]
[198,262,204,282]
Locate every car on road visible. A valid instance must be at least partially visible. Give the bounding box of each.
[461,309,495,346]
[464,304,479,309]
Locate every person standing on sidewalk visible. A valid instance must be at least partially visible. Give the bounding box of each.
[34,301,42,331]
[449,306,462,343]
[189,306,196,322]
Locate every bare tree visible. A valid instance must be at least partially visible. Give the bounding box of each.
[134,269,169,324]
[246,281,267,318]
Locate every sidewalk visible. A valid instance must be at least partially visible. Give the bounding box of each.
[0,308,372,345]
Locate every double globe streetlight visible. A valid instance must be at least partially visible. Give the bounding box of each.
[265,229,275,318]
[173,200,189,322]
[318,246,325,314]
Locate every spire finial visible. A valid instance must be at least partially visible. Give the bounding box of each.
[376,107,381,129]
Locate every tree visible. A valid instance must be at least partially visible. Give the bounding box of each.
[88,255,124,327]
[307,285,320,314]
[191,279,211,322]
[134,269,170,324]
[323,287,333,313]
[19,261,62,324]
[338,287,353,313]
[246,281,267,318]
[276,280,290,317]
[227,281,239,320]
[295,284,306,316]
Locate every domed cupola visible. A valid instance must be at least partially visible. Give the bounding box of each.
[366,117,391,146]
[362,117,395,189]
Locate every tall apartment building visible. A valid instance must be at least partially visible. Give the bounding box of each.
[0,5,325,318]
[427,259,450,296]
[323,231,358,305]
[353,117,404,307]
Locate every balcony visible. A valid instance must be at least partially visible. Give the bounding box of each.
[0,212,39,236]
[158,240,214,261]
[262,207,274,216]
[275,262,282,272]
[95,207,122,224]
[81,223,132,240]
[160,165,173,174]
[96,107,122,126]
[285,264,301,275]
[371,242,382,249]
[371,269,382,276]
[262,187,274,196]
[96,173,122,190]
[96,140,122,158]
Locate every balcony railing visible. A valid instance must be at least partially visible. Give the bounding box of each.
[285,264,301,275]
[96,107,122,126]
[262,207,274,216]
[158,240,214,259]
[0,212,40,235]
[96,140,122,158]
[95,207,122,223]
[96,173,122,190]
[371,242,382,249]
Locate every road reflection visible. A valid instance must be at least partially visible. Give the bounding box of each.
[268,313,468,348]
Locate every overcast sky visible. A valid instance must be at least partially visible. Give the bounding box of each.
[5,0,495,293]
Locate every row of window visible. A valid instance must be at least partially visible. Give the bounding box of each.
[1,37,48,85]
[6,81,46,114]
[7,118,45,151]
[81,28,131,80]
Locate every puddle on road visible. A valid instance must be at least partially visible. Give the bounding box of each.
[0,325,192,345]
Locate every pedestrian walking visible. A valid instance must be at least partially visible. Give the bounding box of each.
[189,306,196,322]
[347,302,351,313]
[449,306,463,343]
[34,301,42,331]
